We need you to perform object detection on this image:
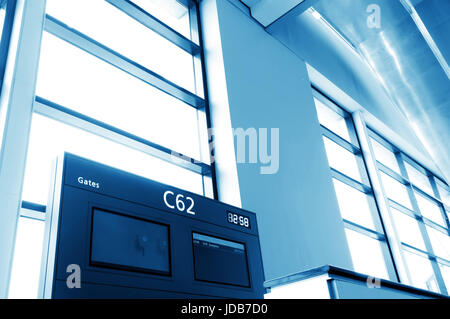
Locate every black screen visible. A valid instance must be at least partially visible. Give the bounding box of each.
[192,233,250,287]
[90,208,170,275]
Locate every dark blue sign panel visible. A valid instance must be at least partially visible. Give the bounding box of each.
[39,153,265,299]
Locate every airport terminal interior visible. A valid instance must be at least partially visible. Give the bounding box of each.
[0,0,449,299]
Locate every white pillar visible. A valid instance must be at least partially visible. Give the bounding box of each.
[0,0,46,298]
[352,110,410,285]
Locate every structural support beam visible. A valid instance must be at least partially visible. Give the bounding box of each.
[352,111,410,285]
[0,0,46,298]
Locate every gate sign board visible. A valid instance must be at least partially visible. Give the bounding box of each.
[39,153,265,298]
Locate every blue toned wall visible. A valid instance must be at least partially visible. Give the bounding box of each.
[200,0,353,281]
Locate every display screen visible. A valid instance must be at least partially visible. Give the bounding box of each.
[90,208,170,275]
[227,211,250,229]
[192,233,250,287]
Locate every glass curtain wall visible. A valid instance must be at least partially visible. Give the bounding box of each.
[313,86,450,295]
[313,88,396,281]
[9,0,214,298]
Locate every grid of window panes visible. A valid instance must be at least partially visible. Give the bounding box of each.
[312,88,396,281]
[368,130,450,294]
[10,0,213,298]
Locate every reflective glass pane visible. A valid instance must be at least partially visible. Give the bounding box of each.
[426,226,450,261]
[8,218,46,299]
[22,114,204,205]
[370,137,400,174]
[323,137,363,182]
[380,172,413,210]
[438,263,450,293]
[403,249,439,293]
[332,179,377,230]
[314,98,351,142]
[130,0,192,40]
[415,192,446,227]
[36,33,201,160]
[437,183,450,208]
[344,228,389,280]
[391,208,426,251]
[405,162,434,196]
[45,0,196,93]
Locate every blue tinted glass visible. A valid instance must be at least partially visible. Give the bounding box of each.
[130,0,192,40]
[46,0,197,93]
[36,33,202,160]
[22,114,204,205]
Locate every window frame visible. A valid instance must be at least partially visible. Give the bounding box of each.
[367,128,450,294]
[312,86,399,282]
[19,0,218,220]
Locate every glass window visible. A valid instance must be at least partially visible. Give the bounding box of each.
[8,217,46,299]
[314,98,351,142]
[391,207,426,251]
[437,183,450,208]
[45,0,196,93]
[129,0,192,40]
[405,162,434,196]
[22,114,204,206]
[36,32,201,160]
[403,249,439,293]
[415,192,446,227]
[425,226,450,261]
[344,228,389,280]
[380,172,413,210]
[332,179,377,230]
[322,137,363,182]
[370,137,401,174]
[439,263,450,293]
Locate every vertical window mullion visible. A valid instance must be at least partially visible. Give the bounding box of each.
[395,150,448,294]
[194,0,217,199]
[351,111,405,283]
[313,90,398,282]
[430,175,450,230]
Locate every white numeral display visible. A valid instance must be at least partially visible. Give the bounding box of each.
[164,191,196,215]
[228,212,250,228]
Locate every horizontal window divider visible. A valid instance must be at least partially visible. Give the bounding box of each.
[105,0,200,55]
[401,243,432,259]
[343,219,385,240]
[400,152,430,177]
[44,15,205,110]
[377,162,409,185]
[436,256,450,267]
[19,205,46,221]
[411,183,445,206]
[403,243,450,265]
[330,168,371,193]
[21,201,47,213]
[321,125,360,154]
[422,218,449,235]
[312,87,348,118]
[367,128,398,153]
[34,96,211,176]
[388,199,419,218]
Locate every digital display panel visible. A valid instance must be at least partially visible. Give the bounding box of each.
[192,233,250,287]
[90,208,170,275]
[227,211,250,229]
